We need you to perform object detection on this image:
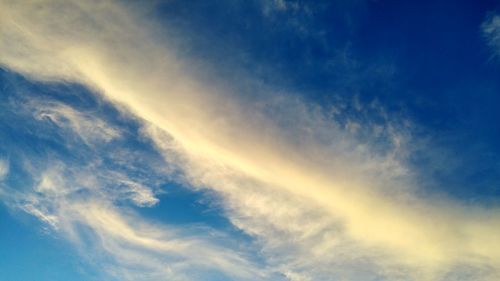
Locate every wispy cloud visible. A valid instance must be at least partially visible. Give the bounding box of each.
[0,159,8,180]
[2,139,268,281]
[1,1,500,281]
[16,167,263,280]
[0,92,267,280]
[482,13,500,59]
[33,101,121,145]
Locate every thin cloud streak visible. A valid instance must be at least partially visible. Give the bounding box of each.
[483,13,500,59]
[33,101,121,145]
[1,1,500,280]
[0,159,8,180]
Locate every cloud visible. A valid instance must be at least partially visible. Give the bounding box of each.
[2,158,267,281]
[0,159,8,180]
[1,1,500,281]
[482,13,500,58]
[108,173,159,207]
[32,100,121,145]
[261,0,300,15]
[0,93,266,280]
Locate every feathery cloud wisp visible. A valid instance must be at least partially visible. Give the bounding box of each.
[34,101,121,145]
[483,13,500,59]
[0,159,8,180]
[0,100,268,280]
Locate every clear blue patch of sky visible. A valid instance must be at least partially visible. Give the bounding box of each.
[134,182,255,244]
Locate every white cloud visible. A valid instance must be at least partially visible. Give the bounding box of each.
[114,176,159,207]
[1,1,500,281]
[482,13,500,58]
[33,101,121,145]
[0,159,8,180]
[2,161,268,281]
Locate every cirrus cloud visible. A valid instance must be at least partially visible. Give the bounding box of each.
[1,1,500,281]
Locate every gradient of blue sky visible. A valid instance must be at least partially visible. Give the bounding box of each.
[1,1,500,281]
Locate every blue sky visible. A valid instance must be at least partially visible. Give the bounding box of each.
[1,1,500,280]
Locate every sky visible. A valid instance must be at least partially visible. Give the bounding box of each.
[1,0,500,280]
